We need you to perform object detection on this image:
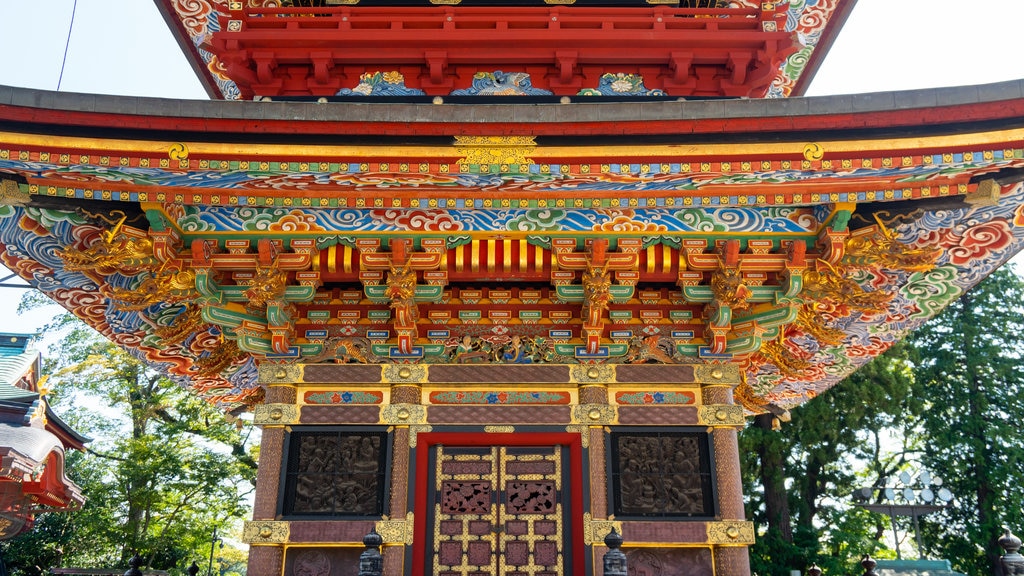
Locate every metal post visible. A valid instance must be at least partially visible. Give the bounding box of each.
[861,554,878,576]
[124,555,143,576]
[998,530,1024,576]
[359,529,384,576]
[207,527,223,576]
[602,528,627,576]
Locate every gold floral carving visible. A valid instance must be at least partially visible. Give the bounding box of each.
[408,424,432,448]
[570,364,615,384]
[193,339,245,377]
[565,425,590,448]
[698,405,746,427]
[254,404,300,426]
[153,305,206,347]
[376,513,413,544]
[484,426,515,433]
[0,179,30,207]
[733,381,771,415]
[258,364,304,384]
[382,403,427,425]
[758,340,810,378]
[706,521,755,545]
[573,404,616,425]
[794,304,845,346]
[242,520,290,544]
[455,136,536,167]
[60,216,158,276]
[583,513,622,545]
[802,261,892,313]
[383,364,427,383]
[695,364,741,385]
[843,218,941,273]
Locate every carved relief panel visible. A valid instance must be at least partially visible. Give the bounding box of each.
[609,430,714,518]
[281,429,390,517]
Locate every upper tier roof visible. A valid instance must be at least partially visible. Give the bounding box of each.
[1,80,1023,411]
[154,0,855,99]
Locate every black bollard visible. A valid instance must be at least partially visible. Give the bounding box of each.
[807,564,822,576]
[999,530,1024,576]
[359,528,384,576]
[861,554,878,576]
[124,555,144,576]
[603,527,627,576]
[188,562,201,576]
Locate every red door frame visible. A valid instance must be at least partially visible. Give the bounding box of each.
[411,432,586,576]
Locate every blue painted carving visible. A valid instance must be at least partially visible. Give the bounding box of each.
[578,73,666,96]
[450,71,553,96]
[336,72,426,96]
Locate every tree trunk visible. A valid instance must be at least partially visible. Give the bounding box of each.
[755,413,793,542]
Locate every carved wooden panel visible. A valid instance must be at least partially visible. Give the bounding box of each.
[609,431,714,518]
[282,429,388,516]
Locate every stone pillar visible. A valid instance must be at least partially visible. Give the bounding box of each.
[246,369,300,576]
[700,365,751,576]
[579,382,609,519]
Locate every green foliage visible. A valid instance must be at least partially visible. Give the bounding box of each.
[906,267,1024,576]
[744,266,1024,576]
[742,343,921,576]
[0,307,256,575]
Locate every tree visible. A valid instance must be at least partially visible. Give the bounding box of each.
[906,267,1024,576]
[742,343,923,576]
[0,299,257,575]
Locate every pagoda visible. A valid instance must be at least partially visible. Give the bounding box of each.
[2,1,1024,575]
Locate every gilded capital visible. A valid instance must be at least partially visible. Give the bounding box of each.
[695,363,741,386]
[383,364,427,384]
[258,364,303,384]
[381,403,427,425]
[706,521,755,545]
[698,405,746,427]
[571,364,615,384]
[573,404,616,425]
[242,520,289,544]
[253,403,300,426]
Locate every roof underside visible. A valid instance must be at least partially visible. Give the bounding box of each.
[154,0,855,100]
[1,80,1023,411]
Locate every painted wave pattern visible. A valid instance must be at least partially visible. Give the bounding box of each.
[7,159,1018,195]
[178,206,820,234]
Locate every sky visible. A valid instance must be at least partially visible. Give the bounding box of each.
[0,0,1023,331]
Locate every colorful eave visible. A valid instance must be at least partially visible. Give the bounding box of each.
[1,81,1024,412]
[155,0,855,99]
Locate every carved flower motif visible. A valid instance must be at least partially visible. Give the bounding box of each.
[382,71,405,84]
[610,79,635,93]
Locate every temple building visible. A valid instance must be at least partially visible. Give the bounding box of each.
[1,0,1024,575]
[0,333,87,541]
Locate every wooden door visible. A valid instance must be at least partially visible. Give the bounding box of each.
[428,444,567,576]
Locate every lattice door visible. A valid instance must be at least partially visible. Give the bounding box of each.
[430,445,565,576]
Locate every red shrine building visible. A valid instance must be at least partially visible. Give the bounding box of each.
[3,1,1024,575]
[0,334,86,540]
